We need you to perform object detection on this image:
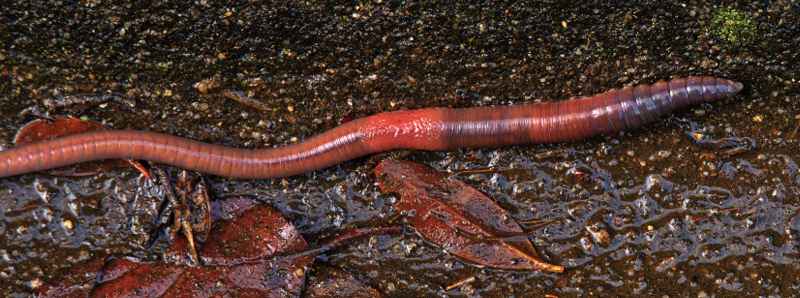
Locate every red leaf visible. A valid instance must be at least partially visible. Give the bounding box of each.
[375,160,563,273]
[14,116,106,145]
[39,197,313,297]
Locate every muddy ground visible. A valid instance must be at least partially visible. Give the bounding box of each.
[1,1,799,297]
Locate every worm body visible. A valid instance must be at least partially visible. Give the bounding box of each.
[0,76,742,179]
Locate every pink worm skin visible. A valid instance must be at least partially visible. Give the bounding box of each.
[0,76,742,179]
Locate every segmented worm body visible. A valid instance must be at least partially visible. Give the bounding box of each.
[0,76,742,179]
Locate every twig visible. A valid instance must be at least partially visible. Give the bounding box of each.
[222,90,271,112]
[445,276,475,291]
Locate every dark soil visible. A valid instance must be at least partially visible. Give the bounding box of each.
[1,1,799,296]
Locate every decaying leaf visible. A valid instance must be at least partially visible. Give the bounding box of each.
[151,169,213,266]
[14,116,106,144]
[38,197,313,297]
[14,116,149,177]
[375,159,563,273]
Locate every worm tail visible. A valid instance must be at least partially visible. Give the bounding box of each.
[612,76,743,131]
[439,76,743,147]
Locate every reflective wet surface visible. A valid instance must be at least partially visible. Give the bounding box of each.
[2,1,799,296]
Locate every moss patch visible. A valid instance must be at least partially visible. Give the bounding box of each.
[710,7,757,46]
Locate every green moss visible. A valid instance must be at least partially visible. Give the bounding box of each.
[710,7,757,46]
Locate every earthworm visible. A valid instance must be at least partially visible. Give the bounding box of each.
[0,76,743,179]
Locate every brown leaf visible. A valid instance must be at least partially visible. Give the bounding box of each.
[157,170,213,265]
[39,197,313,297]
[375,160,563,273]
[14,116,149,177]
[14,116,105,145]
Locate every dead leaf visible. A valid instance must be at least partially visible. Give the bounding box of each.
[375,159,563,273]
[14,116,105,144]
[152,169,213,266]
[39,197,313,297]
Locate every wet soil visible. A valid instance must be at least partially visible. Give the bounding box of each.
[1,1,799,296]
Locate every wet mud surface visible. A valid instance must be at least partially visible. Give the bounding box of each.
[1,1,799,296]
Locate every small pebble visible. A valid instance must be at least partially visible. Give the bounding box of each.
[194,78,220,94]
[26,278,43,290]
[293,268,304,278]
[586,225,610,246]
[62,219,74,231]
